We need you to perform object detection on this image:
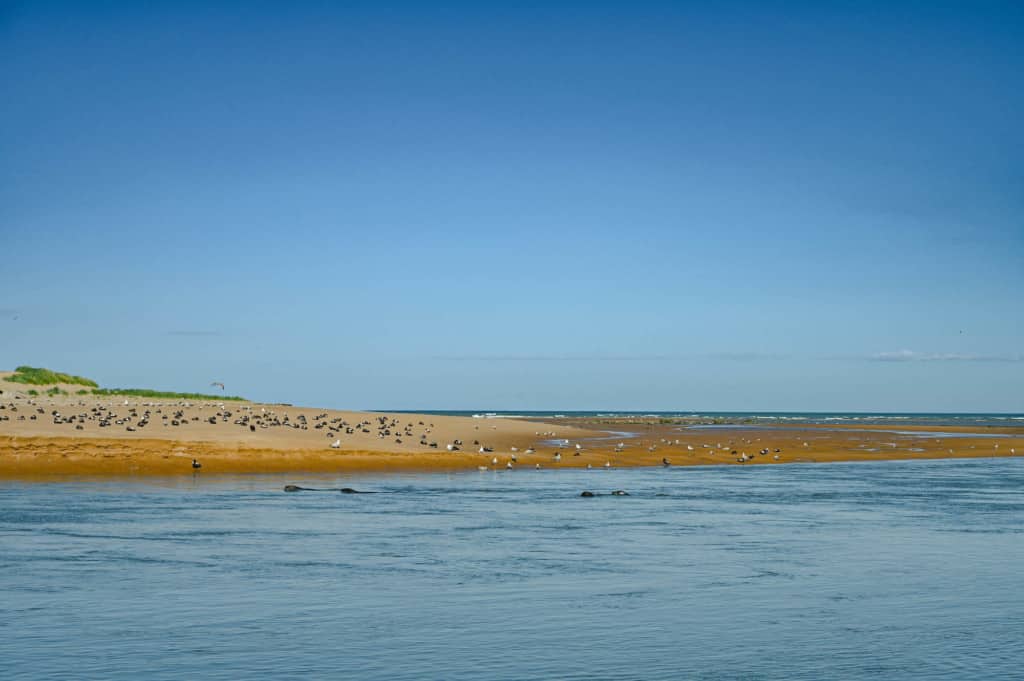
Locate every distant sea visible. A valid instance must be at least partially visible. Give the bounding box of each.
[384,410,1024,427]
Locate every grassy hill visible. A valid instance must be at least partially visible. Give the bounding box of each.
[4,366,98,387]
[3,366,245,401]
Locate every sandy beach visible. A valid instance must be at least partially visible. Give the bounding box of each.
[2,377,1022,478]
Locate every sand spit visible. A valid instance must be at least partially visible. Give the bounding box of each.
[0,391,599,477]
[1,392,1022,478]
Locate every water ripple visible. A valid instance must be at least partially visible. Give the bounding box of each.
[2,458,1023,680]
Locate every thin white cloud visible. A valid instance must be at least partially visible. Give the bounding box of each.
[705,352,790,361]
[868,350,1023,363]
[433,352,789,362]
[433,354,674,361]
[435,350,1021,363]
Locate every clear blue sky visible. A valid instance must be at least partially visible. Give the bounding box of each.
[2,1,1021,412]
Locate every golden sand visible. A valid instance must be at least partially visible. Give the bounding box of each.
[1,388,1021,479]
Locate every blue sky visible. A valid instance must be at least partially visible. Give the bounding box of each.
[1,1,1021,411]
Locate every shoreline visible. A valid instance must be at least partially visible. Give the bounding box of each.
[2,389,1022,479]
[3,449,1023,484]
[3,425,1022,479]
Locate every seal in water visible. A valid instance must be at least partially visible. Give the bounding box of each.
[283,485,375,494]
[580,491,596,497]
[611,490,629,496]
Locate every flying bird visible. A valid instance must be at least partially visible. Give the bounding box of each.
[211,382,225,390]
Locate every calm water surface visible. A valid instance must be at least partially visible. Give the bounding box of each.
[2,458,1023,680]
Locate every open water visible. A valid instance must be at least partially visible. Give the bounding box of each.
[2,458,1022,680]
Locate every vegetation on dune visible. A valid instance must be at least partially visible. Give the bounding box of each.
[4,366,99,387]
[91,388,246,401]
[5,366,247,401]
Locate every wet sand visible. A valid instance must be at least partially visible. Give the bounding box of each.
[1,390,1022,478]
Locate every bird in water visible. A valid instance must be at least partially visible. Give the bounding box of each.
[191,458,202,470]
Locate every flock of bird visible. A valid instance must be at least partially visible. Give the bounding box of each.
[0,396,795,470]
[7,395,1014,474]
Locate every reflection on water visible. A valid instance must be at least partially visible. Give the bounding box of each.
[2,459,1023,680]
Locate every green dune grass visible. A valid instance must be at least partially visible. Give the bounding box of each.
[4,366,99,387]
[5,366,245,401]
[90,388,245,401]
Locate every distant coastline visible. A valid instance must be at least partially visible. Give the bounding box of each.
[382,410,1024,428]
